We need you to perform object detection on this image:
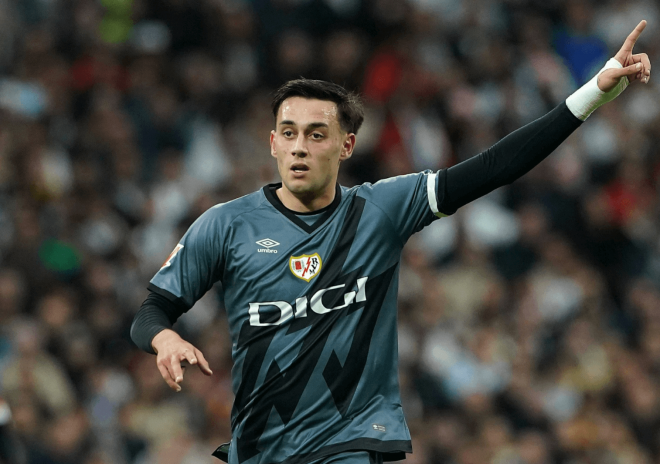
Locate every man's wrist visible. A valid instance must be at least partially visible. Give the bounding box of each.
[566,58,628,121]
[151,328,179,354]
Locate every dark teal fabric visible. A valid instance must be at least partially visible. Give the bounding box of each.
[150,172,439,463]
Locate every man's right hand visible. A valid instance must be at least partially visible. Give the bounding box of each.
[151,329,213,392]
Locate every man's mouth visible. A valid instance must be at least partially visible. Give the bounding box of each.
[291,164,309,173]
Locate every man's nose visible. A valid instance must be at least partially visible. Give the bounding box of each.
[292,133,308,156]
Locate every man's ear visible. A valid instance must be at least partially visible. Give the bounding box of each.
[270,131,277,158]
[339,133,356,162]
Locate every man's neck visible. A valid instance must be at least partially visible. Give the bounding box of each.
[275,185,336,213]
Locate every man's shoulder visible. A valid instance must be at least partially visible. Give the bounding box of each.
[197,189,267,226]
[346,171,432,199]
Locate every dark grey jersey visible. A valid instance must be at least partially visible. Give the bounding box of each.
[150,171,444,464]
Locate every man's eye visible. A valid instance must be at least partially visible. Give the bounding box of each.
[283,130,293,137]
[311,133,324,139]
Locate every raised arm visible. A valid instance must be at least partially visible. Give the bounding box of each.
[434,20,651,216]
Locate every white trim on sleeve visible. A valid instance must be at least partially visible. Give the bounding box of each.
[426,172,446,218]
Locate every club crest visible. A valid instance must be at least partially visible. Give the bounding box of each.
[289,253,322,282]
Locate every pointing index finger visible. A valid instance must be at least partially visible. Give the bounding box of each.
[621,20,647,53]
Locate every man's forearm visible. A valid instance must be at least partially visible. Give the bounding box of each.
[436,101,582,215]
[131,291,187,354]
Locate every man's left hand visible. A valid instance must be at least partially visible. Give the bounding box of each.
[598,20,651,91]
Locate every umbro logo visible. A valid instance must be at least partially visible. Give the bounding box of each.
[256,238,279,253]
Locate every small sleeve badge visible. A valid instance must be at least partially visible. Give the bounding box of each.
[161,244,184,269]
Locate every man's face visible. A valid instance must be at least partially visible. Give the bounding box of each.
[270,97,355,201]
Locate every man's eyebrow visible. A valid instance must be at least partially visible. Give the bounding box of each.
[278,121,329,129]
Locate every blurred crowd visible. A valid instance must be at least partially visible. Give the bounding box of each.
[0,0,659,463]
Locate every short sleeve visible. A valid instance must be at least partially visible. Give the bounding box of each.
[149,207,225,309]
[360,170,449,244]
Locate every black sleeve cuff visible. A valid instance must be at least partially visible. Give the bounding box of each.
[130,289,189,354]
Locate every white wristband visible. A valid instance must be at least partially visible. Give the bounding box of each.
[566,58,629,121]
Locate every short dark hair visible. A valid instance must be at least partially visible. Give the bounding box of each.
[272,79,365,134]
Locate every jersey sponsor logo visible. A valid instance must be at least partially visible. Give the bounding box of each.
[289,253,322,281]
[161,244,184,269]
[248,276,368,326]
[256,238,279,254]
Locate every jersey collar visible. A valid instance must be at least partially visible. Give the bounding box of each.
[263,183,342,233]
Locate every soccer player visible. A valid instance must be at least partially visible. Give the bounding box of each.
[131,21,651,464]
